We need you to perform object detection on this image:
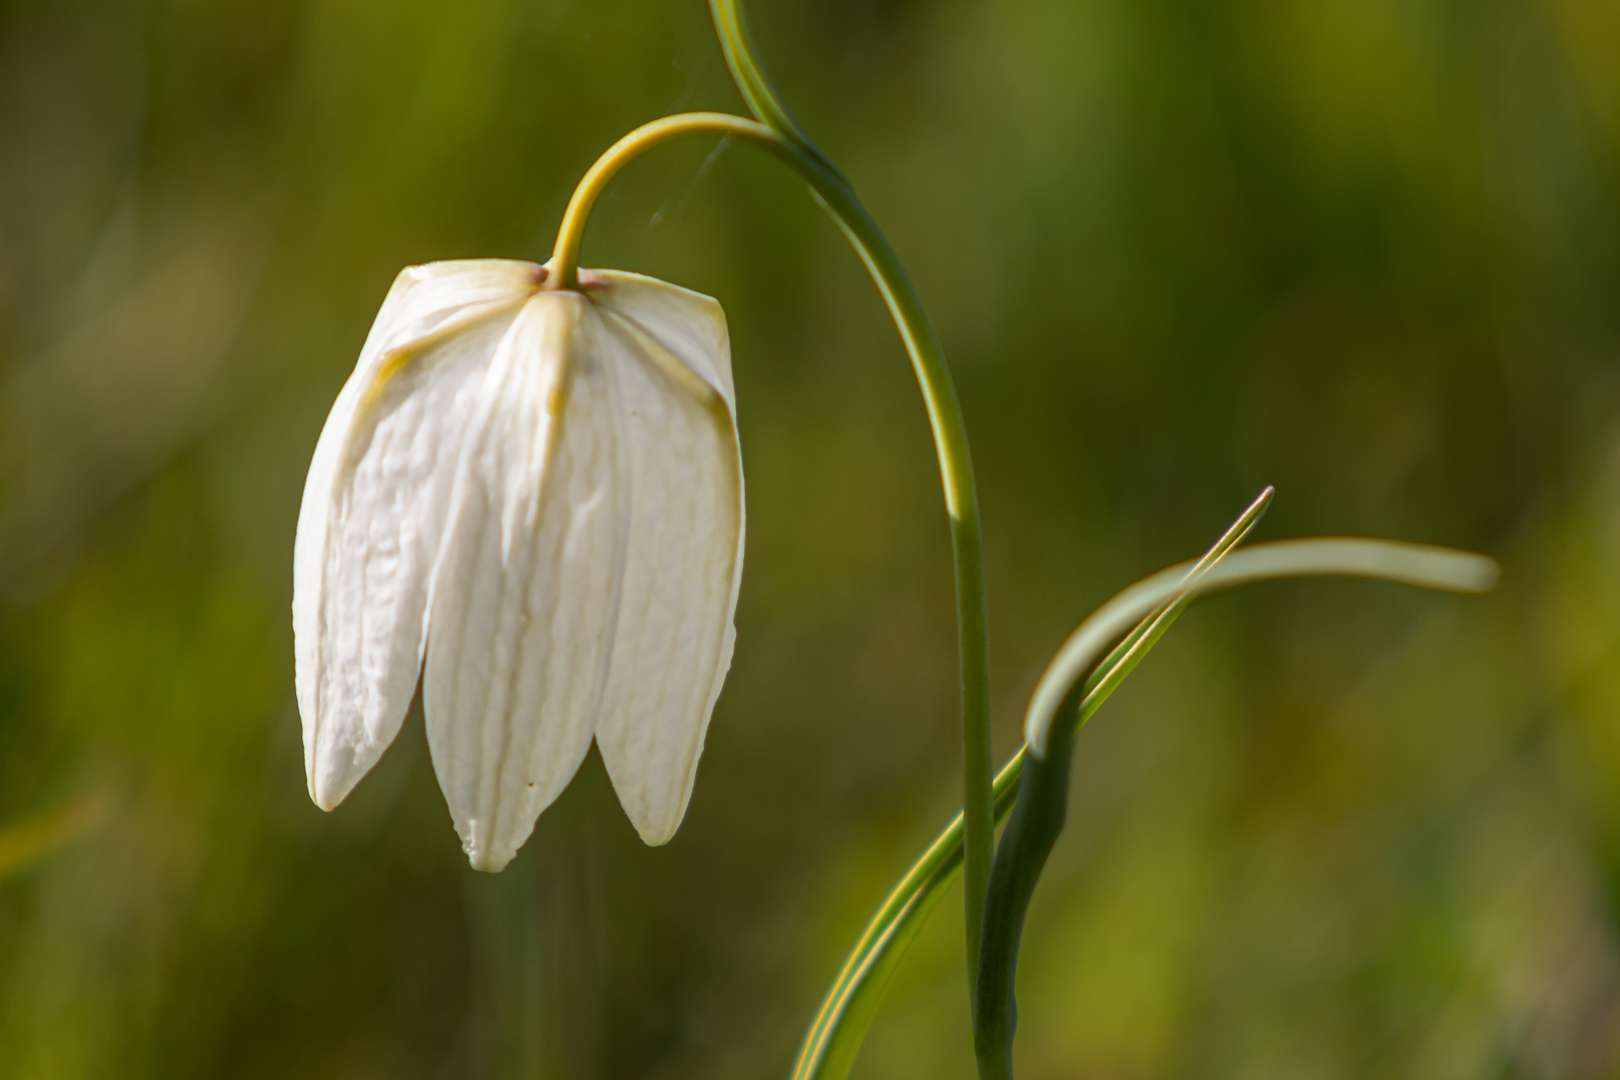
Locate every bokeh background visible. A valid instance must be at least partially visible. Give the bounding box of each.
[3,0,1619,1076]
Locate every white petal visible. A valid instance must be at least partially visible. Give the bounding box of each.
[589,269,736,406]
[361,260,548,361]
[423,292,628,872]
[293,261,542,810]
[589,278,745,845]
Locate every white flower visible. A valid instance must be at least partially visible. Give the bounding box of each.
[292,259,744,871]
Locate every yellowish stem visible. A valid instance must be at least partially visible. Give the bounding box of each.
[548,113,780,291]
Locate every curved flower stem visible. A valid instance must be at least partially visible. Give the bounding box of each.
[803,189,993,987]
[547,105,996,991]
[704,0,996,998]
[548,113,771,291]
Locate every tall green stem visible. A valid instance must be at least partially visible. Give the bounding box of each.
[705,0,995,997]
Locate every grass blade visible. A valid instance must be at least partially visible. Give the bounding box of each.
[792,534,1496,1080]
[973,488,1273,1078]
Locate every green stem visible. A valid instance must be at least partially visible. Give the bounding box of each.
[809,192,993,983]
[973,689,1078,1080]
[705,0,846,182]
[547,99,994,994]
[706,0,995,999]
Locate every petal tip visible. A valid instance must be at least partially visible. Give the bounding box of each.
[634,820,680,847]
[309,767,355,813]
[459,818,521,872]
[466,849,515,873]
[621,795,687,847]
[308,738,377,812]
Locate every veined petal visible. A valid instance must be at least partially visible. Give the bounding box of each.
[293,261,542,811]
[424,292,628,872]
[360,260,549,365]
[589,269,736,406]
[589,277,745,846]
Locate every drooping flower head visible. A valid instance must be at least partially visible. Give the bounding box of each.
[293,260,744,871]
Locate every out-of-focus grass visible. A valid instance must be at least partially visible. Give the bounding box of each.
[1,0,1617,1077]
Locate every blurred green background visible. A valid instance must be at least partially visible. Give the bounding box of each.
[3,0,1619,1076]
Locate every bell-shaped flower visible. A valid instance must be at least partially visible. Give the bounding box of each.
[292,259,744,871]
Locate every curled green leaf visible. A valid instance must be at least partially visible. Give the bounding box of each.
[1024,538,1498,755]
[794,533,1496,1080]
[973,487,1273,1079]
